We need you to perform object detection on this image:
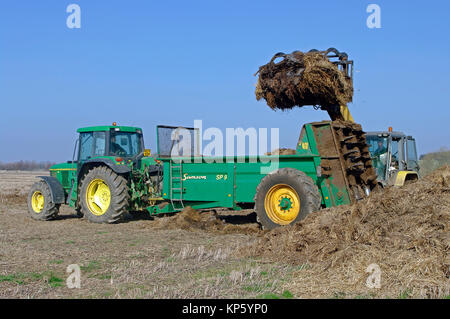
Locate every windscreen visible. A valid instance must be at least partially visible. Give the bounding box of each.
[79,132,106,161]
[406,138,418,170]
[366,135,389,180]
[110,131,144,157]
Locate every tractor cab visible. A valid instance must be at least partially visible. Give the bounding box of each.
[77,125,145,161]
[366,129,419,186]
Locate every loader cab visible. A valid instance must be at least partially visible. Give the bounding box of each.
[366,131,419,186]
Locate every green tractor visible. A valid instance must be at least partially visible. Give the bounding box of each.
[28,124,160,223]
[366,128,420,187]
[27,121,379,229]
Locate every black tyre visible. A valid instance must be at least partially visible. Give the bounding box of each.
[254,168,321,230]
[75,207,84,218]
[80,166,129,223]
[27,181,60,220]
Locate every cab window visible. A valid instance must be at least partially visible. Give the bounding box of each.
[367,135,389,180]
[110,131,143,157]
[367,136,388,156]
[390,138,400,169]
[406,138,418,168]
[79,132,106,161]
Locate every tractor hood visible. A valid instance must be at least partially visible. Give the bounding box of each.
[50,162,77,171]
[140,156,160,169]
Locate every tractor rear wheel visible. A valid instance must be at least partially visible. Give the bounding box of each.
[27,181,60,220]
[254,168,321,230]
[80,166,129,223]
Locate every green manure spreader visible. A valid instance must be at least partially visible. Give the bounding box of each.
[28,122,378,229]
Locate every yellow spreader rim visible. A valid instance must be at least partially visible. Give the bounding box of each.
[85,179,111,216]
[31,191,45,213]
[264,184,301,225]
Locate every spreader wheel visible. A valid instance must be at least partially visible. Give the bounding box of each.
[254,168,321,230]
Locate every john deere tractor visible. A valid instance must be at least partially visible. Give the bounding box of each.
[28,124,162,223]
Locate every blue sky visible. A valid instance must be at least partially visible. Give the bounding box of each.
[1,0,449,162]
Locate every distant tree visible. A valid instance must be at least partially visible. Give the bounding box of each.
[0,161,55,171]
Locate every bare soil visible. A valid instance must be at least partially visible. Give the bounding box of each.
[0,172,290,299]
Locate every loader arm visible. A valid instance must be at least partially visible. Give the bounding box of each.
[323,104,355,123]
[312,48,355,123]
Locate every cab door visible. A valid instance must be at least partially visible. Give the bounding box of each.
[406,137,419,173]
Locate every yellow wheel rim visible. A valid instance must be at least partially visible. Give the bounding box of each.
[31,191,45,213]
[264,184,301,225]
[85,179,111,216]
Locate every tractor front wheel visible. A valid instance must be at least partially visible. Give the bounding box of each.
[80,166,129,223]
[27,181,60,220]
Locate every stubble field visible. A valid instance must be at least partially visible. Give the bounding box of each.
[0,169,448,299]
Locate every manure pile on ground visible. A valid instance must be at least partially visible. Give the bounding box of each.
[153,207,261,235]
[243,166,450,298]
[255,50,353,110]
